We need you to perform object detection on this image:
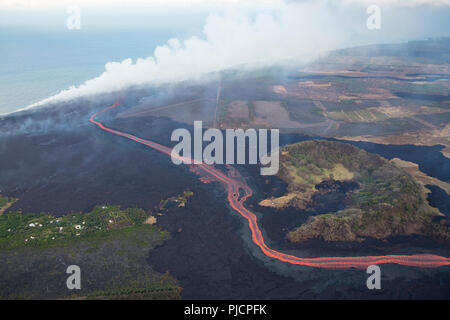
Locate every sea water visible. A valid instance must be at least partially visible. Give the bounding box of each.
[0,27,194,115]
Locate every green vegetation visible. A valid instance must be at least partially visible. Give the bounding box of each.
[342,78,366,93]
[0,195,16,214]
[310,107,324,116]
[84,273,181,300]
[0,192,196,299]
[0,189,193,250]
[380,81,448,95]
[0,205,167,250]
[0,195,10,208]
[0,225,180,299]
[269,140,448,243]
[158,190,193,211]
[279,140,379,193]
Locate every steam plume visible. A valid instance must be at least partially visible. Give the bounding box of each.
[25,1,344,109]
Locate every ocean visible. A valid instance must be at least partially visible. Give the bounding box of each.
[0,27,195,115]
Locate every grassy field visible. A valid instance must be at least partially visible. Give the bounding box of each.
[0,205,168,250]
[0,195,16,215]
[0,195,9,208]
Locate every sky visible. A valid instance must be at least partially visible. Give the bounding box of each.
[1,0,450,110]
[2,0,449,36]
[2,0,450,10]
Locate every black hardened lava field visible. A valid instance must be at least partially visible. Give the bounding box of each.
[1,3,450,307]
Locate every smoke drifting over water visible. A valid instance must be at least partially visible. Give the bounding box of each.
[24,2,343,110]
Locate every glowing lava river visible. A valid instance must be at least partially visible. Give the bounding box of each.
[90,99,450,269]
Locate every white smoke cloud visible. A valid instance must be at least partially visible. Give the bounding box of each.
[24,1,345,109]
[340,0,450,6]
[4,0,449,10]
[1,0,282,10]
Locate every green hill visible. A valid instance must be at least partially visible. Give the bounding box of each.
[263,140,449,243]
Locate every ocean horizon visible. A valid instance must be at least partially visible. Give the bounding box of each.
[0,27,198,114]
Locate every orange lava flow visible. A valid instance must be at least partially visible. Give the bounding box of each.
[90,99,450,269]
